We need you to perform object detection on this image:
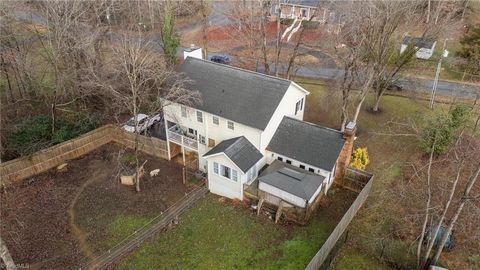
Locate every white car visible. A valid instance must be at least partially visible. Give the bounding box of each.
[122,113,161,133]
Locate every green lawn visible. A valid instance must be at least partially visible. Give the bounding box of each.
[297,80,479,269]
[330,246,392,270]
[115,188,356,269]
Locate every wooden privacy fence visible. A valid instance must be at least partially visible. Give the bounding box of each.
[0,124,168,185]
[305,169,374,270]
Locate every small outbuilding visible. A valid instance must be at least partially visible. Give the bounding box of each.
[400,36,437,60]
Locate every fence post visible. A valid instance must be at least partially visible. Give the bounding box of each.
[182,167,186,185]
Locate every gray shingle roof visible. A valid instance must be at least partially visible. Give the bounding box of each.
[203,136,262,173]
[258,160,325,200]
[180,57,292,130]
[267,116,345,171]
[402,36,436,49]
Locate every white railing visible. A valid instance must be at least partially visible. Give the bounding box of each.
[183,136,198,150]
[168,131,182,144]
[167,124,198,151]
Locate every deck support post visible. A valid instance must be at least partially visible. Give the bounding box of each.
[257,198,264,216]
[275,201,285,223]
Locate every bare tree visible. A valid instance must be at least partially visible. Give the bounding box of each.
[95,32,200,192]
[386,104,480,269]
[199,0,211,60]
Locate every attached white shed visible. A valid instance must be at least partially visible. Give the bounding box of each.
[203,136,263,200]
[257,160,325,208]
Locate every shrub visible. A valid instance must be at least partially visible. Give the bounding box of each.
[280,18,294,26]
[301,20,320,29]
[351,147,369,170]
[5,114,97,159]
[420,104,472,155]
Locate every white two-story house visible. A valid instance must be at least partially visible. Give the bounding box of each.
[163,55,349,204]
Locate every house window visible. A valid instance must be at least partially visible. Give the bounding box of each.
[227,121,234,130]
[232,170,238,181]
[199,134,206,145]
[212,116,219,125]
[220,165,231,179]
[197,111,203,123]
[300,164,305,169]
[213,162,219,174]
[309,168,315,173]
[277,156,283,162]
[286,160,292,164]
[188,128,197,136]
[181,106,187,118]
[295,98,304,115]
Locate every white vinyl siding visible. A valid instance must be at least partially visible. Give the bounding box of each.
[181,106,187,118]
[247,165,257,181]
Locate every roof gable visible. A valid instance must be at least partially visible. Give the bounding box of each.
[203,136,263,173]
[180,57,292,130]
[267,117,346,171]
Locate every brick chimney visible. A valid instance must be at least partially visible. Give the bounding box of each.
[334,122,357,182]
[183,44,203,60]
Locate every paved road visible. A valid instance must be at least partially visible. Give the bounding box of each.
[267,66,479,98]
[9,8,480,99]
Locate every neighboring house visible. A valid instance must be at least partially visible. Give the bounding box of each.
[163,52,355,222]
[272,0,332,23]
[400,36,437,60]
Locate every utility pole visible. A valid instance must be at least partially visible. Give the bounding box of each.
[429,39,448,109]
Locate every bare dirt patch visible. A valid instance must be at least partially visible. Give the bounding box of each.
[0,143,192,269]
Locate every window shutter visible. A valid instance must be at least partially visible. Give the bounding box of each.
[232,170,238,182]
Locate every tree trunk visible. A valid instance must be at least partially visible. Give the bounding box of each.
[417,144,435,269]
[373,92,381,112]
[1,54,14,103]
[261,6,269,75]
[51,91,57,137]
[274,0,281,77]
[426,0,431,24]
[201,0,209,60]
[0,236,16,270]
[430,163,480,265]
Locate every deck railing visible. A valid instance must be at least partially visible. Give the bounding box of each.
[167,125,198,151]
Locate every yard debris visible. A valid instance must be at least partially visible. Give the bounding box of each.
[57,163,68,172]
[149,169,160,177]
[120,161,147,186]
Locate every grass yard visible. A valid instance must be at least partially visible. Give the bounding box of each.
[330,246,393,270]
[297,79,479,269]
[115,188,357,269]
